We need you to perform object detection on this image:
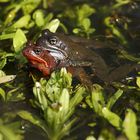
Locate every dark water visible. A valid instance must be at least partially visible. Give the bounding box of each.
[1,0,140,139]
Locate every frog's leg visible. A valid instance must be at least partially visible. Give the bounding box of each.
[90,54,110,82]
[69,58,110,83]
[107,64,137,82]
[90,55,137,83]
[93,63,137,82]
[67,67,92,86]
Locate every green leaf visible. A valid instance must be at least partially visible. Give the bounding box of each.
[58,117,77,140]
[33,10,45,27]
[113,0,131,8]
[119,50,140,62]
[21,0,41,14]
[0,0,10,2]
[17,110,45,130]
[0,58,6,69]
[107,89,123,109]
[136,77,140,88]
[104,17,127,45]
[82,18,91,30]
[13,29,27,53]
[60,68,72,87]
[13,15,31,28]
[4,6,21,25]
[77,4,95,21]
[91,84,105,116]
[98,129,116,140]
[0,33,16,40]
[59,88,69,115]
[44,13,53,25]
[73,28,80,34]
[70,86,85,109]
[0,52,14,69]
[123,109,138,140]
[6,88,25,102]
[86,136,96,140]
[33,82,48,111]
[0,75,16,84]
[18,110,50,137]
[102,107,122,129]
[0,70,5,77]
[0,123,23,140]
[0,88,6,101]
[45,19,60,33]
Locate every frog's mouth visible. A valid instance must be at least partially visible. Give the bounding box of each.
[29,59,50,76]
[22,47,52,75]
[23,47,49,67]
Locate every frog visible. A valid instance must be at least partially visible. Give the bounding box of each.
[22,29,136,85]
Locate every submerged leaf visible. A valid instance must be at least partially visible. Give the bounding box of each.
[13,29,27,53]
[86,136,96,140]
[0,120,23,140]
[91,84,105,116]
[70,86,85,109]
[33,81,48,111]
[0,75,16,84]
[33,10,45,27]
[21,0,41,14]
[136,77,140,88]
[13,15,31,28]
[18,110,46,131]
[107,89,123,109]
[59,88,70,115]
[123,109,138,140]
[0,0,10,2]
[0,88,6,101]
[45,19,60,33]
[0,58,6,69]
[0,70,5,77]
[102,107,122,129]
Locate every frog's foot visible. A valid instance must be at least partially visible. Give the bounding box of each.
[91,63,137,83]
[107,64,137,83]
[108,64,137,82]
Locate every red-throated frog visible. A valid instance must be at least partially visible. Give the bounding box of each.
[22,29,136,84]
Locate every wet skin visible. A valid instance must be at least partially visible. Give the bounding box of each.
[22,29,136,84]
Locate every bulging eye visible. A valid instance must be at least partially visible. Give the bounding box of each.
[34,48,42,55]
[49,38,57,45]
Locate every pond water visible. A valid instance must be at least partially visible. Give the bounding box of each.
[0,1,140,140]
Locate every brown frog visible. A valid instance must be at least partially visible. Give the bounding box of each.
[22,29,136,85]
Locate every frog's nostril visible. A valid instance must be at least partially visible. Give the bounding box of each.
[26,41,33,47]
[42,29,50,37]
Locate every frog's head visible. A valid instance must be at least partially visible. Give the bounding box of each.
[22,41,56,76]
[36,29,68,62]
[22,30,70,75]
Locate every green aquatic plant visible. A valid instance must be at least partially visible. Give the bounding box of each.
[86,84,139,140]
[0,112,24,140]
[18,68,86,140]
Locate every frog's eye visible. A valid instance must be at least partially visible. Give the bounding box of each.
[49,38,57,45]
[34,48,42,55]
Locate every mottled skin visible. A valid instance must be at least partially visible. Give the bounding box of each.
[22,29,135,84]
